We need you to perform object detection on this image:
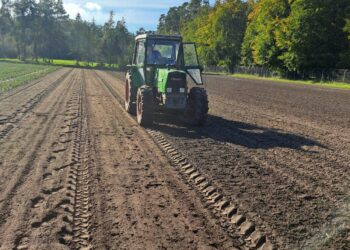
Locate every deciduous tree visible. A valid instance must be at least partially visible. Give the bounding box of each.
[241,0,290,70]
[276,0,350,72]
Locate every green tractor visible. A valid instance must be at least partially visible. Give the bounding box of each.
[125,34,208,126]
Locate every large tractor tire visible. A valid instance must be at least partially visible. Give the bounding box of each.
[136,86,154,126]
[185,87,209,126]
[125,79,136,115]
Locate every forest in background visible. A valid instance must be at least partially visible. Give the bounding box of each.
[0,0,133,67]
[0,0,350,76]
[157,0,350,76]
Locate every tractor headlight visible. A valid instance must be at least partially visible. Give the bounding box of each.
[167,88,172,93]
[179,88,185,93]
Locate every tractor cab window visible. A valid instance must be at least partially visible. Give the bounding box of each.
[183,43,203,85]
[147,39,180,66]
[135,40,145,65]
[183,43,199,67]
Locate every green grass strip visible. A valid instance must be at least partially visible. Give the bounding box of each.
[204,71,350,90]
[230,73,350,90]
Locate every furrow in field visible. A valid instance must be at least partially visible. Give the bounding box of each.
[0,69,86,249]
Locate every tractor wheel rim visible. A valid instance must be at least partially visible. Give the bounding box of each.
[137,95,142,117]
[125,82,130,104]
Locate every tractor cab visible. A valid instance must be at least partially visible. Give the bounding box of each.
[125,34,208,126]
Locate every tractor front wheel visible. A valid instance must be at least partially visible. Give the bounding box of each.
[125,80,136,115]
[136,86,154,126]
[185,87,209,126]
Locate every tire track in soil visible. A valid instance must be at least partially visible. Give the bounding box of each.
[18,69,94,249]
[0,69,87,249]
[0,69,78,201]
[93,70,271,250]
[0,70,78,228]
[147,129,274,250]
[43,69,91,249]
[64,70,93,249]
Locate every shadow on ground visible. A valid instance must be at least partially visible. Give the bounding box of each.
[151,113,324,151]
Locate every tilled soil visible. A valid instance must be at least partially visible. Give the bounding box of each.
[0,69,237,249]
[0,68,348,250]
[109,71,350,249]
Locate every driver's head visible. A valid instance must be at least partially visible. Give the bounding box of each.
[147,45,154,55]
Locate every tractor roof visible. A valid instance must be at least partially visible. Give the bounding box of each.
[135,33,182,42]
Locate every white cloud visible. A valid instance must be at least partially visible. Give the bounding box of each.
[85,2,102,12]
[64,3,88,19]
[64,2,105,22]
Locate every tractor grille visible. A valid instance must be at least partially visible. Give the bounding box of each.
[167,72,186,93]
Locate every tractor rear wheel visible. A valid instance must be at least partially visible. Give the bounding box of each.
[136,86,154,126]
[185,87,209,126]
[125,80,136,115]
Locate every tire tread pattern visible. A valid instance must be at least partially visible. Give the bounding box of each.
[186,87,209,126]
[137,86,154,126]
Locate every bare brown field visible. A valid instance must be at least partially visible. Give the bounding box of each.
[0,69,348,249]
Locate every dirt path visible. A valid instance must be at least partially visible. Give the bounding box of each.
[0,69,239,249]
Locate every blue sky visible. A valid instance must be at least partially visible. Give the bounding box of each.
[63,0,215,32]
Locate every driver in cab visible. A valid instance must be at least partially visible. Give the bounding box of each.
[147,45,161,64]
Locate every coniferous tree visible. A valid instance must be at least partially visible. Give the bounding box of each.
[100,11,120,66]
[13,0,38,60]
[0,0,15,57]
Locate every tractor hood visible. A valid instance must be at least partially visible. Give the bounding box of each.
[156,69,187,93]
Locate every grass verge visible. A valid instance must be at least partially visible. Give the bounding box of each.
[204,71,350,90]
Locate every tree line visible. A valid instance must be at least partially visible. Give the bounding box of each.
[0,0,133,67]
[157,0,350,75]
[1,0,349,74]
